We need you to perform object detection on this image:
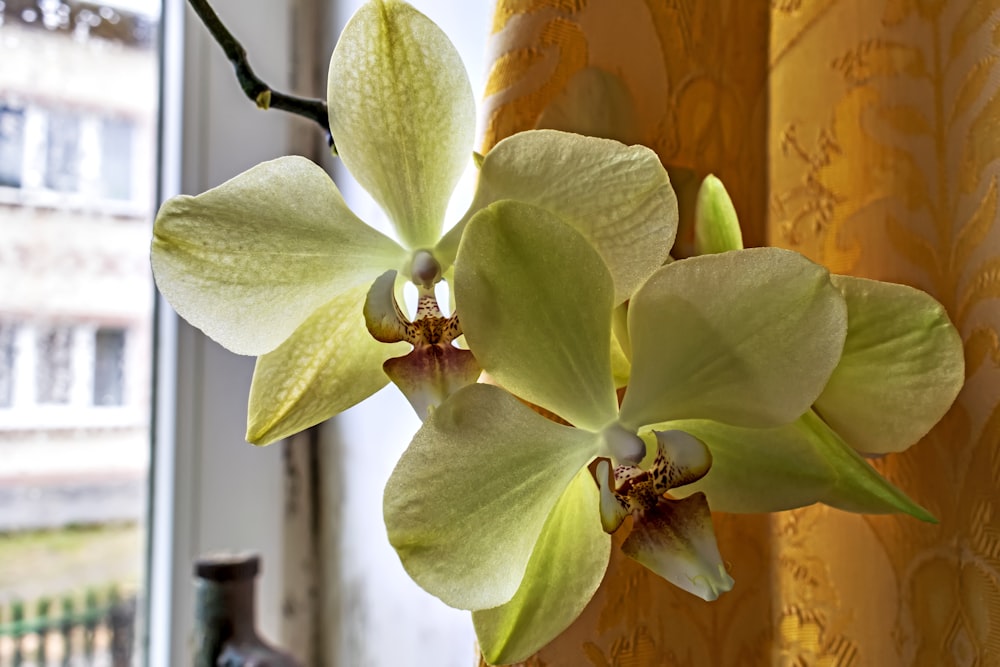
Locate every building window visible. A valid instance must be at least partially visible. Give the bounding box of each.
[0,105,25,188]
[93,327,126,406]
[36,325,74,404]
[0,104,141,203]
[100,116,134,201]
[0,322,16,408]
[44,109,80,193]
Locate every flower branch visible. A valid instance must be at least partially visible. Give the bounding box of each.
[186,0,335,149]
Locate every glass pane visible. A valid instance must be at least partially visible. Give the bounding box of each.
[0,105,25,187]
[0,322,15,407]
[44,109,80,192]
[35,325,74,405]
[94,327,126,406]
[0,1,160,664]
[100,117,134,201]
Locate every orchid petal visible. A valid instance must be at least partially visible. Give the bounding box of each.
[612,302,632,361]
[611,302,632,388]
[799,410,935,520]
[611,335,631,389]
[328,0,475,249]
[815,275,964,454]
[246,284,406,445]
[667,418,836,513]
[650,430,712,492]
[619,248,847,430]
[596,459,630,532]
[693,174,743,255]
[439,130,677,303]
[383,383,602,610]
[151,156,405,355]
[473,469,609,665]
[363,270,412,343]
[670,411,934,521]
[621,493,734,601]
[455,201,619,431]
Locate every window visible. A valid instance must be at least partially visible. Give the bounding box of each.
[35,325,74,404]
[0,321,141,416]
[0,3,159,663]
[100,116,134,201]
[44,108,81,193]
[0,104,25,187]
[0,103,143,203]
[0,321,16,407]
[93,326,126,406]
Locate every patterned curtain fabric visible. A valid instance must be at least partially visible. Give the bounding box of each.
[478,1,1000,665]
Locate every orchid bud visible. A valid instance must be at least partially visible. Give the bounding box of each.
[694,174,743,255]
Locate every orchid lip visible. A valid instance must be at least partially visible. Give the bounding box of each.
[363,269,461,347]
[699,565,736,601]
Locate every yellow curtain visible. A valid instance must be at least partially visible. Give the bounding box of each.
[479,1,1000,665]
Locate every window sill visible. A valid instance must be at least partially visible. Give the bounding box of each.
[0,405,148,431]
[0,185,148,219]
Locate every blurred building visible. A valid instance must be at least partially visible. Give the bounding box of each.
[0,0,158,529]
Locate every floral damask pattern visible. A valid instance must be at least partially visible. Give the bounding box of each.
[478,0,1000,665]
[480,0,771,248]
[770,1,1000,663]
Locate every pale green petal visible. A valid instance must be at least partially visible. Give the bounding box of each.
[611,330,632,389]
[440,129,677,303]
[328,0,475,248]
[362,270,411,343]
[473,469,610,665]
[383,383,602,610]
[667,418,838,513]
[670,411,935,521]
[152,156,405,355]
[455,201,619,431]
[596,459,630,532]
[619,248,848,430]
[611,302,631,388]
[246,284,406,445]
[621,493,734,601]
[612,302,632,361]
[694,174,743,255]
[650,430,713,491]
[815,275,965,454]
[805,410,935,520]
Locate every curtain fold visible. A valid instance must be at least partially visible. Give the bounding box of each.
[479,1,1000,664]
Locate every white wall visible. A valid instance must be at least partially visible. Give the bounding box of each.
[321,2,492,666]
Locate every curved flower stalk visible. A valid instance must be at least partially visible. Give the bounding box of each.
[151,0,677,444]
[382,200,931,664]
[673,176,965,511]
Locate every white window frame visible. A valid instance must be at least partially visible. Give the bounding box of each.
[148,1,296,664]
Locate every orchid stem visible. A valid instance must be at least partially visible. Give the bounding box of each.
[186,0,335,149]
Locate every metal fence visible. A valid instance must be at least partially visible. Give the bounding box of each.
[0,587,135,667]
